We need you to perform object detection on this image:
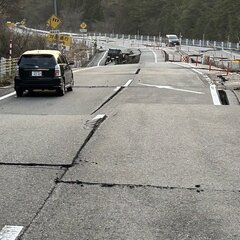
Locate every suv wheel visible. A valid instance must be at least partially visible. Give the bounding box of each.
[57,81,65,96]
[16,89,24,97]
[67,86,73,91]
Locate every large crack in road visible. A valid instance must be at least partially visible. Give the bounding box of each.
[16,114,107,239]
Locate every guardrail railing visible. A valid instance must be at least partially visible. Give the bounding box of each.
[0,57,18,84]
[88,32,240,51]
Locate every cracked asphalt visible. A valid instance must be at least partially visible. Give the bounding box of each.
[0,43,240,239]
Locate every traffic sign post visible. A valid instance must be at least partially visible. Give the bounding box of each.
[47,33,72,51]
[80,22,88,34]
[47,15,62,50]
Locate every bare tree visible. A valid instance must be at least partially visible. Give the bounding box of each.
[0,0,7,17]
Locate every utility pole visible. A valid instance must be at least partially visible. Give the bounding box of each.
[53,0,59,50]
[54,0,58,16]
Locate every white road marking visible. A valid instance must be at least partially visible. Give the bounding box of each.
[98,51,108,66]
[171,62,222,105]
[149,49,158,63]
[0,92,15,101]
[123,79,133,87]
[114,79,133,92]
[0,225,23,240]
[73,66,99,73]
[210,84,222,105]
[114,86,121,92]
[92,114,106,122]
[139,83,205,95]
[191,68,212,84]
[189,69,221,105]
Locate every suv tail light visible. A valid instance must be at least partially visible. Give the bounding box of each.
[15,65,19,77]
[55,64,61,77]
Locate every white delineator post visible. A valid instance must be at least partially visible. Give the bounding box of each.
[9,39,12,59]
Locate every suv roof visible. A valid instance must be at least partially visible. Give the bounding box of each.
[22,50,62,59]
[166,34,179,40]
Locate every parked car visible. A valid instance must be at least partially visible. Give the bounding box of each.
[14,50,74,97]
[106,48,123,64]
[166,34,180,47]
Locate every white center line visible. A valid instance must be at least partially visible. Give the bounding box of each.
[92,114,106,122]
[113,86,121,92]
[139,83,205,95]
[0,92,15,101]
[114,79,133,92]
[0,225,23,240]
[149,49,158,63]
[123,79,133,87]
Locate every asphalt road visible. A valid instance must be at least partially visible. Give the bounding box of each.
[0,42,240,239]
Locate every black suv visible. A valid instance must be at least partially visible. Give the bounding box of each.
[14,50,74,97]
[106,48,123,64]
[166,34,180,47]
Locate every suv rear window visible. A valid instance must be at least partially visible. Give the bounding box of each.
[108,49,121,54]
[19,55,56,68]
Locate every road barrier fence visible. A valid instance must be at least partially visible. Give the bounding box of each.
[90,32,240,51]
[0,57,18,85]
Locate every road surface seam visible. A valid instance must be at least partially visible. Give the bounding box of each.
[0,162,70,168]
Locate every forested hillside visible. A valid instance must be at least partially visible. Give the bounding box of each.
[1,0,240,42]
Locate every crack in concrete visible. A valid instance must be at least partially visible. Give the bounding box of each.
[57,180,240,194]
[0,162,70,168]
[135,68,141,74]
[18,115,107,239]
[91,70,139,115]
[91,86,124,115]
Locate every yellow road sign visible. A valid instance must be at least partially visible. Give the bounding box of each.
[47,15,61,29]
[59,34,72,46]
[47,33,56,43]
[80,22,87,29]
[47,33,72,47]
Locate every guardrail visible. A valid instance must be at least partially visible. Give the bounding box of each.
[0,57,18,84]
[88,32,240,51]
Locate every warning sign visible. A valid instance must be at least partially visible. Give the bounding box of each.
[47,33,72,47]
[80,22,87,29]
[47,15,61,29]
[59,34,72,46]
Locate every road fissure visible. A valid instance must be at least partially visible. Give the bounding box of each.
[18,114,107,239]
[57,180,240,194]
